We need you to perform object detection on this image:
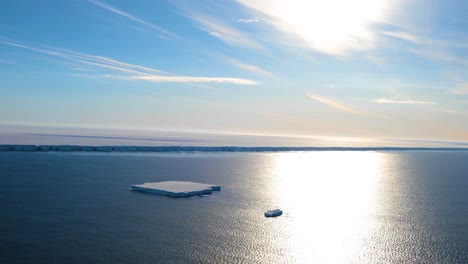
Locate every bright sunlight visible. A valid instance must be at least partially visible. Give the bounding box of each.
[238,0,397,54]
[271,151,387,262]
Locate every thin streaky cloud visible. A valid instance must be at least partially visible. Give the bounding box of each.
[48,46,167,74]
[72,58,157,75]
[84,74,228,91]
[305,93,358,114]
[77,74,249,88]
[382,31,422,44]
[0,39,256,85]
[234,17,260,23]
[0,40,66,58]
[69,67,93,72]
[375,98,437,104]
[87,0,179,39]
[384,30,468,49]
[190,14,262,49]
[97,74,255,86]
[129,75,257,84]
[409,49,468,65]
[0,39,165,76]
[0,58,17,65]
[225,58,272,76]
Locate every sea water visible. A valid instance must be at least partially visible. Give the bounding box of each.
[1,151,467,263]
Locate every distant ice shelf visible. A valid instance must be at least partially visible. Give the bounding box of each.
[1,144,468,152]
[130,181,221,197]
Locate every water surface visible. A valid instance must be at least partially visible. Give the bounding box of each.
[1,151,467,263]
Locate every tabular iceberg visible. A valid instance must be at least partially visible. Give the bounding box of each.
[130,181,221,197]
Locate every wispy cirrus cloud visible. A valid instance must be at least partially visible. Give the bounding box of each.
[189,14,262,49]
[172,1,262,49]
[0,38,256,85]
[0,39,166,75]
[0,58,17,65]
[305,93,358,114]
[234,17,260,23]
[87,0,179,39]
[68,67,96,72]
[375,97,437,104]
[382,31,422,44]
[409,49,468,65]
[129,75,257,84]
[383,30,468,49]
[225,58,272,76]
[383,30,468,66]
[94,74,256,84]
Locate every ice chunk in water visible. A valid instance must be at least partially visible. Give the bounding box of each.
[131,181,221,197]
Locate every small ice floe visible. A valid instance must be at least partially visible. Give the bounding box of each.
[130,181,221,197]
[264,209,283,218]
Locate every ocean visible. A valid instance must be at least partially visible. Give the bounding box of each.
[1,150,467,263]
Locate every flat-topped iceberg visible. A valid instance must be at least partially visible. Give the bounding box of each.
[130,181,221,197]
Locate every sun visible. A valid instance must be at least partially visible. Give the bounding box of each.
[238,0,397,54]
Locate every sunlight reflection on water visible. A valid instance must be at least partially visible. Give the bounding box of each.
[268,151,387,263]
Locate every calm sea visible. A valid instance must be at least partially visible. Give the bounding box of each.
[1,151,467,263]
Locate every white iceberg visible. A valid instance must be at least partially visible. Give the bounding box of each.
[130,181,221,197]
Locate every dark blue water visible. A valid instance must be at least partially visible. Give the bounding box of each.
[1,151,467,263]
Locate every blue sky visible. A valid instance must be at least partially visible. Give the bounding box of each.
[1,0,468,141]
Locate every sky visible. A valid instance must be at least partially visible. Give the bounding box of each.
[1,0,468,143]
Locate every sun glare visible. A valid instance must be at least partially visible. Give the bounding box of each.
[270,151,386,262]
[239,0,395,54]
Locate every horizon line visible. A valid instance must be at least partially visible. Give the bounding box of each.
[2,145,468,153]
